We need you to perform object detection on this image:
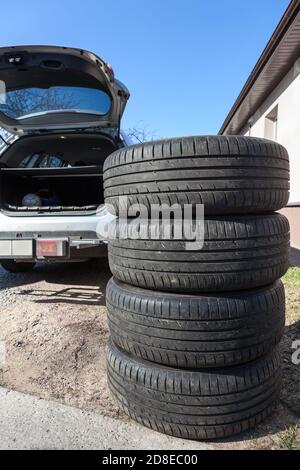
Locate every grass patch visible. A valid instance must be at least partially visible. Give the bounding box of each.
[280,424,300,450]
[283,267,300,286]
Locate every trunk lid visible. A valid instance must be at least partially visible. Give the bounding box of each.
[0,45,129,136]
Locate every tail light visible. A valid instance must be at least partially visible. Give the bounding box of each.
[36,239,67,258]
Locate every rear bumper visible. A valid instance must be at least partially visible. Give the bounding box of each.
[0,206,115,261]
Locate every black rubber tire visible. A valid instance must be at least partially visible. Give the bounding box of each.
[107,341,282,440]
[1,260,36,273]
[104,136,290,215]
[108,213,290,292]
[106,278,285,368]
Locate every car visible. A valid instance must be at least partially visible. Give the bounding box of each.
[0,45,130,273]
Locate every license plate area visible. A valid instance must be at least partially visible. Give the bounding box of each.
[0,240,33,258]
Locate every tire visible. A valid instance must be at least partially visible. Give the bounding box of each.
[106,278,285,368]
[108,213,290,292]
[1,260,36,273]
[107,341,282,440]
[104,136,289,215]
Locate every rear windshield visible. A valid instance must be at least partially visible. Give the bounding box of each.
[19,153,67,168]
[0,86,111,119]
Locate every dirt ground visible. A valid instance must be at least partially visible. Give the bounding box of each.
[0,259,121,419]
[0,258,299,450]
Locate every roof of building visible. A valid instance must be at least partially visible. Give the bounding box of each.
[219,0,300,135]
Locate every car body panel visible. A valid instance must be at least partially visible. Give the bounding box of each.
[0,205,116,261]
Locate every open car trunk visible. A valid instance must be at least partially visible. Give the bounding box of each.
[0,133,117,215]
[0,167,103,214]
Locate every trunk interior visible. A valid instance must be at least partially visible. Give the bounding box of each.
[0,133,118,214]
[1,167,103,213]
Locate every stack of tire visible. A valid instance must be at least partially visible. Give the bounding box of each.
[103,135,290,440]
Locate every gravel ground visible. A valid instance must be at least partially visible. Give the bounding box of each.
[0,258,299,450]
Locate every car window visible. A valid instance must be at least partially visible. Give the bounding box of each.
[19,153,66,168]
[0,86,111,120]
[0,127,9,152]
[39,155,65,168]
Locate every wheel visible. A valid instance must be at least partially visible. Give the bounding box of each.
[104,136,289,215]
[108,213,290,292]
[1,260,36,273]
[106,278,285,368]
[107,340,282,440]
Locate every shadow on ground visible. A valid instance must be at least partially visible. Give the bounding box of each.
[0,258,112,306]
[281,320,300,416]
[21,286,106,306]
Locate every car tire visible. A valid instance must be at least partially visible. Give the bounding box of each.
[106,278,285,368]
[1,260,36,273]
[108,213,290,292]
[107,340,282,440]
[104,136,290,215]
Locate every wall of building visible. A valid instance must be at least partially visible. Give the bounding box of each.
[242,58,300,204]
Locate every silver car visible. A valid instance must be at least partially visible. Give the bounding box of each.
[0,45,129,272]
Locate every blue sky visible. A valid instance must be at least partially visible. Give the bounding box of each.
[0,0,290,138]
